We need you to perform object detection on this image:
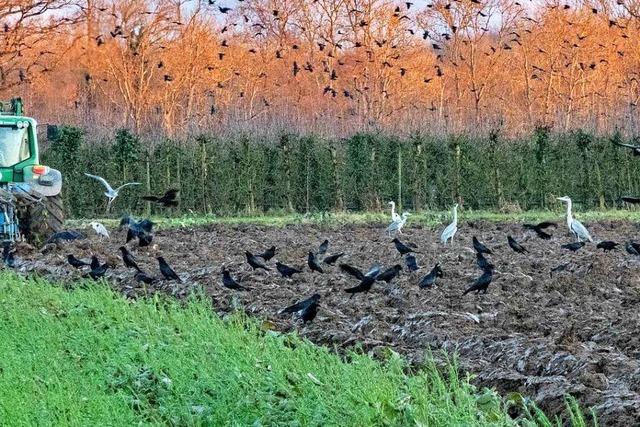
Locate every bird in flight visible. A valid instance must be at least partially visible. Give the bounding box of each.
[523,221,557,239]
[142,189,179,207]
[84,173,140,212]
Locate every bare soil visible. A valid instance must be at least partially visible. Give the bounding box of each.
[13,220,640,425]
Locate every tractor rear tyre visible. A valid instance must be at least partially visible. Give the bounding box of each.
[23,194,64,245]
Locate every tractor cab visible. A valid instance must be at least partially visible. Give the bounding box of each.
[0,98,59,190]
[0,98,64,243]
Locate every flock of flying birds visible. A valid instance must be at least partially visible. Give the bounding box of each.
[19,139,640,324]
[65,0,635,112]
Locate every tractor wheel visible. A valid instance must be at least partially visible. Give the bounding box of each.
[23,194,65,245]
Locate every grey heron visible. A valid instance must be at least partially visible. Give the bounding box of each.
[556,196,593,242]
[84,173,140,212]
[386,211,410,236]
[440,204,458,244]
[388,201,401,222]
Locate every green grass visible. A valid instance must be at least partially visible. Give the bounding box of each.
[0,272,593,426]
[67,208,640,230]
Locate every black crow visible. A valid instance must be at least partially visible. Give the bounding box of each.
[142,189,179,207]
[279,294,320,323]
[476,252,493,270]
[392,238,419,256]
[622,196,640,204]
[507,235,528,253]
[472,236,492,254]
[626,241,640,255]
[222,267,246,290]
[257,246,276,261]
[157,256,181,281]
[134,271,156,285]
[344,266,381,297]
[86,260,109,280]
[119,246,141,271]
[561,242,585,252]
[523,222,557,239]
[339,263,365,280]
[596,241,618,251]
[317,239,329,256]
[376,264,402,283]
[67,254,88,268]
[405,254,418,272]
[246,251,270,270]
[308,251,324,273]
[323,253,344,265]
[462,266,494,295]
[276,262,302,278]
[613,140,640,156]
[418,263,443,288]
[90,255,100,270]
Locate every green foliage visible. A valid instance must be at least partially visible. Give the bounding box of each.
[0,272,594,426]
[41,128,640,218]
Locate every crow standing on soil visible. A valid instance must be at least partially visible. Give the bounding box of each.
[142,189,179,207]
[86,258,109,280]
[125,217,154,247]
[157,256,181,281]
[67,254,88,268]
[317,239,329,256]
[507,235,528,253]
[405,254,419,272]
[462,266,494,295]
[119,246,141,271]
[134,271,156,285]
[279,294,320,323]
[276,262,302,278]
[392,238,419,256]
[626,241,640,255]
[322,253,344,265]
[597,241,619,251]
[245,251,270,271]
[376,264,402,283]
[472,236,492,254]
[418,264,443,288]
[344,266,381,297]
[561,242,585,252]
[308,251,324,273]
[221,267,246,290]
[476,252,493,270]
[523,221,557,239]
[257,246,276,261]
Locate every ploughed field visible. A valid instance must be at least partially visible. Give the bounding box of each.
[13,220,640,425]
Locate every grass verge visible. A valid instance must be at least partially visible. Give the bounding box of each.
[0,272,592,426]
[67,208,640,230]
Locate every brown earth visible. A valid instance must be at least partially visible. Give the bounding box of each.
[11,220,640,425]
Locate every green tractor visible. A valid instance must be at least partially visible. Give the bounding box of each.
[0,98,64,243]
